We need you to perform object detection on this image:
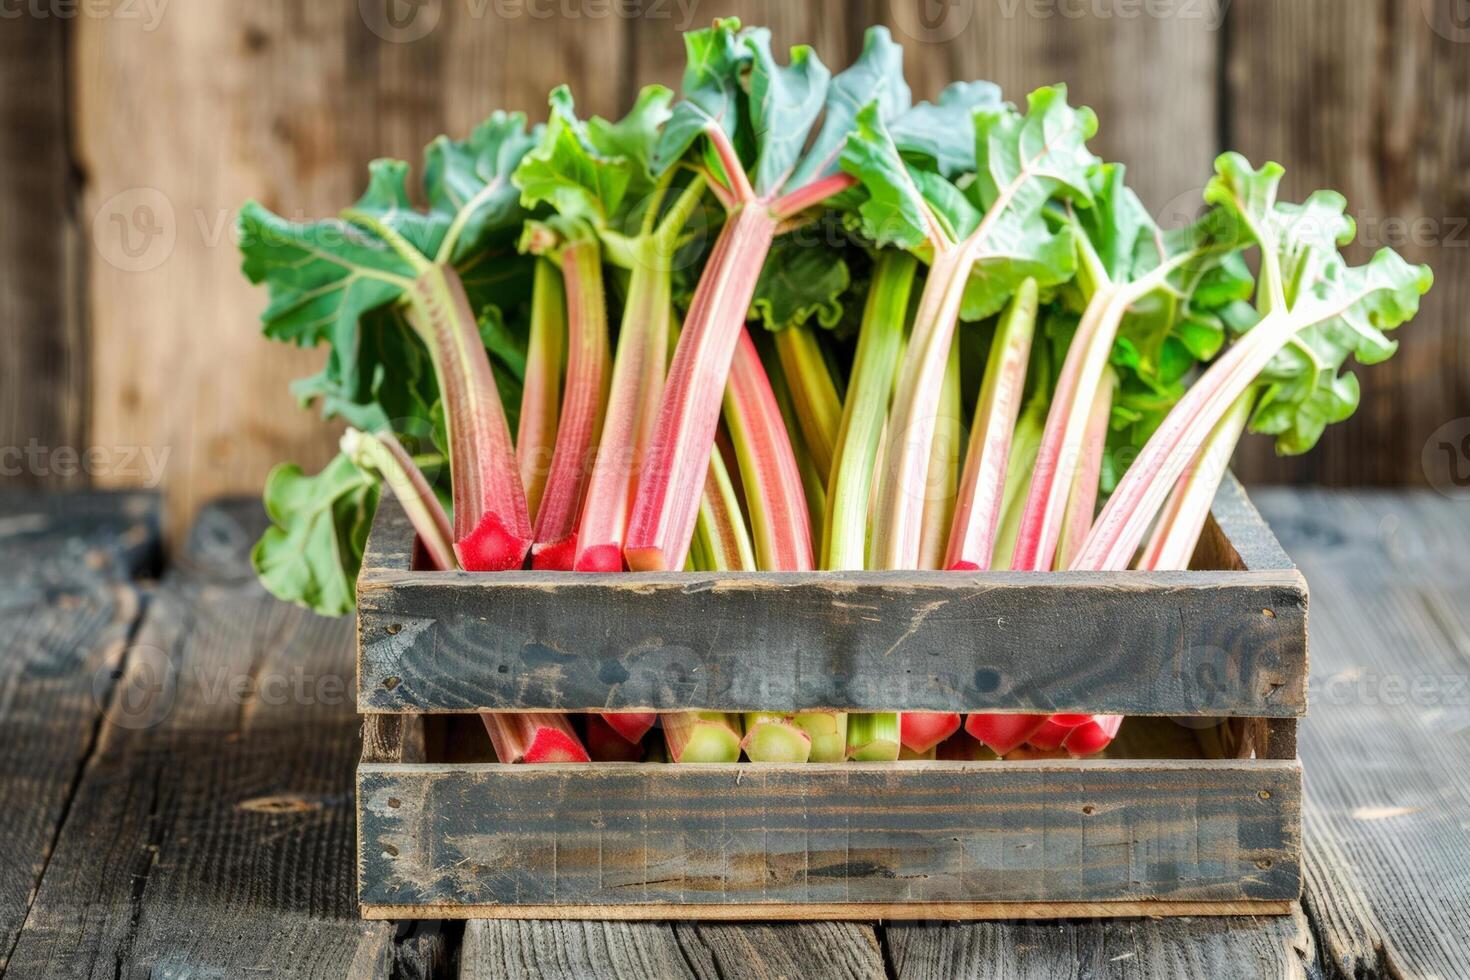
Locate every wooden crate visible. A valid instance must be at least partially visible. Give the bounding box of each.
[355,475,1306,921]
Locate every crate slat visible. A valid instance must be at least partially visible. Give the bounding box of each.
[358,759,1301,914]
[357,475,1307,716]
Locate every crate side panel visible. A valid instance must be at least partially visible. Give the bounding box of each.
[358,570,1306,715]
[358,761,1301,909]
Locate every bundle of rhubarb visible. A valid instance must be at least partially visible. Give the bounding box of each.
[243,19,1431,765]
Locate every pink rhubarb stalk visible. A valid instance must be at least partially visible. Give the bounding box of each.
[405,265,532,571]
[625,204,781,570]
[585,713,646,761]
[342,428,457,573]
[532,239,611,570]
[721,328,814,572]
[945,279,1039,570]
[1054,365,1117,570]
[483,713,591,763]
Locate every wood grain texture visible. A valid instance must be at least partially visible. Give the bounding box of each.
[358,477,1306,716]
[73,3,626,540]
[359,759,1301,911]
[0,13,85,489]
[886,906,1319,979]
[882,0,1220,215]
[1258,488,1470,979]
[1226,0,1470,488]
[3,498,396,977]
[459,919,886,979]
[0,491,159,971]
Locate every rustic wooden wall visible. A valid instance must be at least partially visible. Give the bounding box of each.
[0,0,1464,532]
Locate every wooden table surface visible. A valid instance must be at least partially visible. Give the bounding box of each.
[0,488,1464,979]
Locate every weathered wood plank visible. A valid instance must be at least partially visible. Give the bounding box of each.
[1257,488,1470,980]
[360,759,1301,911]
[0,492,159,971]
[358,478,1305,716]
[883,0,1220,215]
[0,14,85,490]
[1227,1,1470,488]
[75,2,627,539]
[887,906,1319,979]
[459,918,886,979]
[3,499,395,977]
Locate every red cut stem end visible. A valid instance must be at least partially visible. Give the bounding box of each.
[900,712,961,754]
[964,713,1047,756]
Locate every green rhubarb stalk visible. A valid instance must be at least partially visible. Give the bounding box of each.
[341,428,456,571]
[774,325,843,478]
[741,712,813,763]
[791,711,848,763]
[846,711,901,761]
[768,348,828,540]
[517,259,566,521]
[918,339,962,570]
[690,445,757,573]
[822,251,917,570]
[661,711,743,763]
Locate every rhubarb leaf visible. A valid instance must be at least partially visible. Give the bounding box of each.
[744,29,831,198]
[787,27,910,190]
[424,111,541,264]
[750,233,851,333]
[651,18,750,177]
[1249,247,1432,454]
[253,453,380,617]
[514,86,640,233]
[887,80,1003,178]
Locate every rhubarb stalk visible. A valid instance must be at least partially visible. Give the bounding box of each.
[822,251,917,570]
[518,259,566,520]
[483,713,591,764]
[945,279,1039,570]
[626,22,915,570]
[530,237,611,569]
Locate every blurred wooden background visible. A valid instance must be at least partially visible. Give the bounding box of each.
[2,0,1466,535]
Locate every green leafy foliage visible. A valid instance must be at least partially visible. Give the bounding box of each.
[252,453,380,616]
[841,84,1095,318]
[750,231,852,333]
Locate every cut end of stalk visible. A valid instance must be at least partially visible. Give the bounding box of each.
[482,712,589,763]
[530,535,579,571]
[1063,715,1123,757]
[661,712,742,763]
[900,711,961,754]
[601,711,657,744]
[585,713,646,762]
[1025,718,1076,752]
[573,543,627,572]
[946,560,982,572]
[623,544,672,572]
[846,713,901,762]
[792,711,848,763]
[456,512,532,571]
[741,714,812,763]
[964,713,1048,756]
[524,727,593,763]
